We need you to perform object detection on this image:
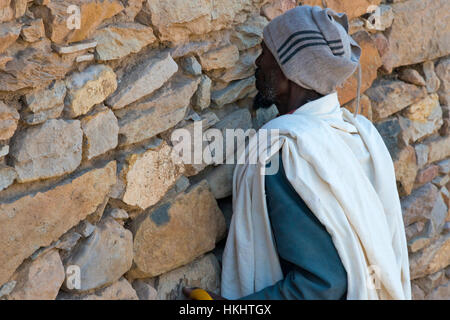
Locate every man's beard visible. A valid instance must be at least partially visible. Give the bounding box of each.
[252,91,275,111]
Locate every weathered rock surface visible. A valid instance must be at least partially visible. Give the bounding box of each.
[199,45,239,71]
[5,250,64,300]
[0,22,21,54]
[114,74,200,146]
[0,101,19,140]
[106,51,178,109]
[81,107,119,159]
[122,142,185,209]
[129,181,226,278]
[65,64,117,117]
[155,253,221,300]
[261,0,296,20]
[0,165,16,191]
[10,119,83,182]
[93,22,156,61]
[58,277,138,300]
[436,57,450,105]
[426,135,450,164]
[382,0,450,72]
[25,80,66,114]
[231,15,267,50]
[211,76,255,107]
[63,218,133,293]
[132,279,157,300]
[20,19,45,43]
[0,161,116,287]
[399,68,426,87]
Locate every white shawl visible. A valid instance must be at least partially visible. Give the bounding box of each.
[221,92,411,300]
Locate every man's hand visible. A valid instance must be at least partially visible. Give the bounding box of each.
[182,287,227,300]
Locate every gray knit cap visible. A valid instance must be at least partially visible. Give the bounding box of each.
[263,5,362,97]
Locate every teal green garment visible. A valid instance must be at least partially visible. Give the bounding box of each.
[238,153,347,300]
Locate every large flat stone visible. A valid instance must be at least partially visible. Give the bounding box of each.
[10,119,83,183]
[0,161,116,287]
[63,218,133,293]
[211,76,256,107]
[105,51,178,109]
[114,74,200,146]
[129,180,226,278]
[382,0,450,72]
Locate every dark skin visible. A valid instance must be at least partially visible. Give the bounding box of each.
[182,40,323,301]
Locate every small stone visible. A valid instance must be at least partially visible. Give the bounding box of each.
[180,56,202,76]
[399,69,426,87]
[426,135,450,164]
[132,280,157,300]
[365,79,427,121]
[211,76,256,107]
[437,159,450,175]
[193,75,212,111]
[6,250,64,300]
[254,104,279,129]
[25,80,66,113]
[55,232,82,252]
[93,22,156,61]
[20,19,45,42]
[63,218,133,293]
[199,45,239,71]
[363,4,394,32]
[0,145,9,158]
[106,51,178,109]
[425,282,450,300]
[0,21,21,54]
[51,40,97,54]
[231,15,268,50]
[0,101,19,140]
[76,220,95,238]
[435,57,450,105]
[0,281,16,298]
[81,107,119,159]
[155,253,221,300]
[415,144,429,169]
[414,271,446,293]
[0,165,16,191]
[58,278,138,300]
[10,119,83,182]
[415,165,440,187]
[107,208,129,220]
[129,181,226,278]
[76,54,94,63]
[423,61,441,93]
[122,142,185,210]
[65,64,117,117]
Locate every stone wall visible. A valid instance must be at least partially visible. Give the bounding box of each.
[0,0,448,300]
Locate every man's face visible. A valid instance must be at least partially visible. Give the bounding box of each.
[253,41,289,110]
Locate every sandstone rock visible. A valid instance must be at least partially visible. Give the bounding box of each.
[51,40,97,54]
[107,208,129,221]
[394,145,418,196]
[76,54,94,63]
[0,1,14,24]
[81,107,119,159]
[65,64,117,117]
[10,119,83,182]
[20,19,45,42]
[6,250,64,300]
[0,39,73,91]
[0,21,21,54]
[199,45,239,71]
[55,231,82,252]
[211,76,255,107]
[399,94,443,143]
[193,75,212,111]
[415,165,440,188]
[423,61,441,94]
[411,283,425,300]
[106,51,178,109]
[342,94,373,121]
[132,279,157,300]
[117,0,144,21]
[0,101,19,140]
[208,46,260,84]
[155,253,221,300]
[122,142,185,210]
[93,22,156,61]
[414,270,446,294]
[180,56,202,76]
[426,135,450,164]
[64,218,133,293]
[76,220,95,238]
[415,144,429,169]
[365,79,427,121]
[302,0,381,20]
[231,15,267,50]
[425,281,450,300]
[401,183,439,226]
[0,165,16,191]
[0,161,116,287]
[399,68,426,87]
[382,0,450,72]
[23,106,65,126]
[33,0,124,44]
[58,277,138,300]
[436,57,450,105]
[114,74,200,146]
[337,31,381,105]
[129,181,226,278]
[261,0,296,20]
[409,233,450,279]
[25,80,66,114]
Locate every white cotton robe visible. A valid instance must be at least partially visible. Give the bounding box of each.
[221,92,411,300]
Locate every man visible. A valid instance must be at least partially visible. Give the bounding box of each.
[184,5,411,300]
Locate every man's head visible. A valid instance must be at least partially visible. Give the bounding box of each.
[253,5,362,114]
